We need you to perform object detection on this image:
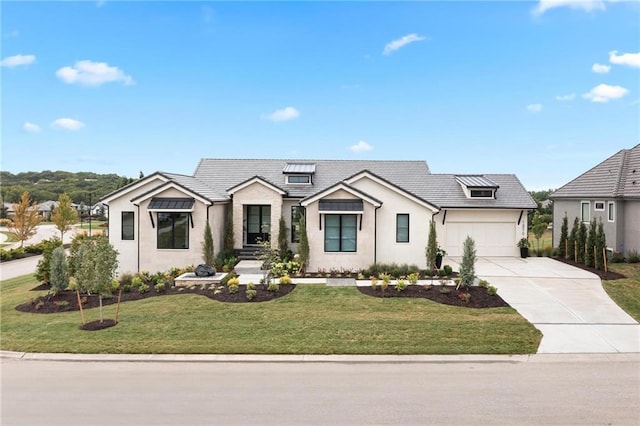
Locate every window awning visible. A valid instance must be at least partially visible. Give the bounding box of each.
[148,197,195,211]
[319,199,363,213]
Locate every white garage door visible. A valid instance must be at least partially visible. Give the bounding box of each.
[445,222,516,256]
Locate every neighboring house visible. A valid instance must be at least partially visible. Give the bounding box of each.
[2,202,15,218]
[550,144,640,255]
[100,159,536,274]
[37,200,58,221]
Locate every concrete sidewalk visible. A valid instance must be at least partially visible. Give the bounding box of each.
[449,257,640,354]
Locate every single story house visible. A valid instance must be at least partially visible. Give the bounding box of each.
[550,144,640,255]
[100,159,536,275]
[37,200,58,221]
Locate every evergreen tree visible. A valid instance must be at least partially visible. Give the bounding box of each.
[568,217,579,262]
[577,221,587,264]
[202,220,215,266]
[49,246,69,294]
[278,216,289,259]
[426,220,438,270]
[558,214,569,258]
[35,237,63,284]
[459,236,476,288]
[595,219,607,270]
[585,219,597,267]
[52,192,78,241]
[223,211,234,254]
[297,215,310,272]
[7,191,42,247]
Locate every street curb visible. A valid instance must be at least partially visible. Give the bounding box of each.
[2,350,638,363]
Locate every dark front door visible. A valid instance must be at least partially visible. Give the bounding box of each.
[247,205,271,244]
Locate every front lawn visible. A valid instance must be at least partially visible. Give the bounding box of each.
[0,275,541,355]
[603,263,640,322]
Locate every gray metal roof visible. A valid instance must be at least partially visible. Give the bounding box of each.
[282,163,316,174]
[319,199,364,212]
[551,144,640,199]
[455,175,499,188]
[148,198,194,210]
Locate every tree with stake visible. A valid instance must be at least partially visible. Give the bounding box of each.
[577,221,587,264]
[223,211,234,255]
[7,191,42,247]
[52,193,78,241]
[532,211,549,254]
[585,219,597,267]
[595,219,607,270]
[278,216,289,259]
[568,217,579,262]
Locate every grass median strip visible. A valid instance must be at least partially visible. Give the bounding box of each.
[0,275,541,355]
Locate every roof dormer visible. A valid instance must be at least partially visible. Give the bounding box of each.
[283,162,316,185]
[455,175,499,199]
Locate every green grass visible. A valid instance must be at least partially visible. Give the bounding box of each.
[0,275,541,355]
[528,230,552,251]
[603,263,640,322]
[77,220,106,230]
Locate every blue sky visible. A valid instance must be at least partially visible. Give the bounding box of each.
[2,0,638,191]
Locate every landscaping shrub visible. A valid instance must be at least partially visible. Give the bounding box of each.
[459,236,476,288]
[119,272,133,288]
[396,279,408,292]
[49,246,69,294]
[407,272,419,284]
[442,265,453,276]
[370,276,378,290]
[626,250,640,264]
[245,288,257,300]
[227,277,240,287]
[609,251,625,263]
[487,285,498,296]
[478,279,489,288]
[138,283,150,293]
[267,282,280,292]
[228,284,239,294]
[279,275,292,285]
[154,282,166,292]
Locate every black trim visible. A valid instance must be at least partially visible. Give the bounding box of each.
[442,210,447,225]
[517,210,523,225]
[149,211,155,228]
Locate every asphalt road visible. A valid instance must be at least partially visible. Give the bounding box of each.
[2,356,639,425]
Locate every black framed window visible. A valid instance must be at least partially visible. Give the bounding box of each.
[291,206,305,243]
[287,175,311,184]
[121,211,134,240]
[324,214,357,252]
[157,212,189,249]
[396,214,409,243]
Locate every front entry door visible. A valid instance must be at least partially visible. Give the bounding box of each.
[247,205,271,244]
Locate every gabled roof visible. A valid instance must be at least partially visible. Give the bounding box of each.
[551,144,640,199]
[300,181,382,208]
[455,175,499,189]
[227,175,287,196]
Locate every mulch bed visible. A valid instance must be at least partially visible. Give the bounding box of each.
[81,319,117,331]
[16,283,297,314]
[552,257,626,280]
[358,285,509,308]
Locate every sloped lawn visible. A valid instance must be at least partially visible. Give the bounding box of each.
[0,274,541,354]
[603,263,640,322]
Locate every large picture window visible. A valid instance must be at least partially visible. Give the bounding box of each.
[157,212,189,249]
[291,206,304,243]
[396,214,409,243]
[121,211,134,240]
[324,214,357,252]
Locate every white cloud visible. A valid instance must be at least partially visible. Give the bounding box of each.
[51,118,85,131]
[349,140,373,153]
[1,54,36,68]
[527,103,543,113]
[261,106,300,122]
[383,33,426,55]
[56,60,134,86]
[532,0,607,16]
[555,93,576,101]
[609,50,640,68]
[23,122,41,133]
[582,84,628,102]
[592,63,611,74]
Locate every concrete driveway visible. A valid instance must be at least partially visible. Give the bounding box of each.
[448,257,639,354]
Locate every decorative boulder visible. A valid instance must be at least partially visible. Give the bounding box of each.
[195,264,216,277]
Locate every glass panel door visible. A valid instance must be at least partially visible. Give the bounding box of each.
[247,205,271,244]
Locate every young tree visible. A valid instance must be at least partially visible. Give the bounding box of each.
[277,216,289,259]
[459,236,477,289]
[585,219,597,267]
[426,220,438,270]
[52,192,78,241]
[7,191,42,247]
[74,236,119,322]
[297,215,309,272]
[49,246,69,294]
[558,214,569,258]
[202,220,215,266]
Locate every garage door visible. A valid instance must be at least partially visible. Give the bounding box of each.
[445,222,516,256]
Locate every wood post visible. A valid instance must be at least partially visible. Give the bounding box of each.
[76,289,86,325]
[603,247,608,273]
[115,288,122,324]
